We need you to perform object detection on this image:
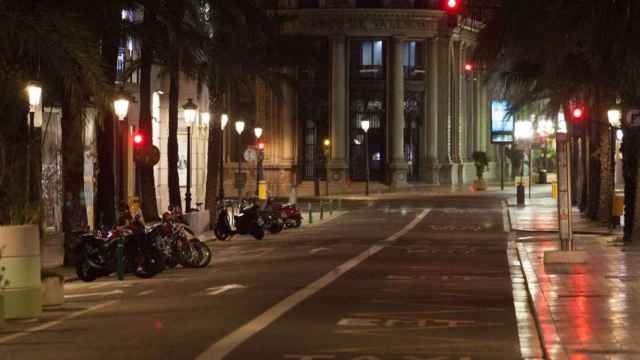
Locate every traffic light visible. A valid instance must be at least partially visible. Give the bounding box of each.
[442,0,462,27]
[133,131,145,147]
[257,141,265,151]
[571,107,585,121]
[464,63,474,72]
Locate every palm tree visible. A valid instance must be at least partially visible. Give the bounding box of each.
[476,1,640,226]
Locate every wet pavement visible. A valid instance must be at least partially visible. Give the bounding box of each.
[511,191,639,360]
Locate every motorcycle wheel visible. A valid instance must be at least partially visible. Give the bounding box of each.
[76,259,97,282]
[253,226,265,240]
[293,218,302,228]
[133,253,163,279]
[178,242,202,268]
[269,220,284,234]
[190,240,212,268]
[165,256,179,269]
[214,225,230,241]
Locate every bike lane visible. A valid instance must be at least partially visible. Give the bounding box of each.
[213,198,522,360]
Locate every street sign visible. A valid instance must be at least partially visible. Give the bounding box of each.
[626,109,640,127]
[134,145,160,167]
[244,148,256,162]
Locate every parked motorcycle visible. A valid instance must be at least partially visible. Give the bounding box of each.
[75,225,164,282]
[280,203,302,228]
[214,200,265,240]
[259,201,284,234]
[151,211,212,269]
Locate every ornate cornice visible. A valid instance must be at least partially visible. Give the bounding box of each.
[278,9,451,39]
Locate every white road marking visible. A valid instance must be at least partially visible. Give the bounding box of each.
[310,247,330,254]
[0,300,117,345]
[196,208,430,360]
[204,284,246,296]
[64,289,124,299]
[137,289,156,296]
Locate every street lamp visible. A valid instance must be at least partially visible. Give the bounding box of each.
[514,118,534,205]
[111,92,130,223]
[183,98,198,212]
[24,81,42,206]
[323,139,331,196]
[235,120,245,199]
[254,127,263,198]
[361,119,371,196]
[218,114,229,200]
[608,108,622,228]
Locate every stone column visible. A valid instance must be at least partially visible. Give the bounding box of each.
[474,74,483,153]
[280,69,296,164]
[328,36,348,184]
[389,36,408,189]
[423,37,439,184]
[436,36,457,185]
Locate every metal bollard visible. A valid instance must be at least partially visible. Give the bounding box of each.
[116,237,125,281]
[320,202,324,220]
[308,203,313,224]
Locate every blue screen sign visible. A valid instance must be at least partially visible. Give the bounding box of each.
[491,101,514,144]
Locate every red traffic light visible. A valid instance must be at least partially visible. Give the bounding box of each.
[464,63,474,72]
[572,108,584,119]
[133,132,144,146]
[257,142,265,151]
[443,0,460,12]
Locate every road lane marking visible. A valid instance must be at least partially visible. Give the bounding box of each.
[64,289,124,299]
[310,247,331,254]
[0,300,117,345]
[196,209,430,360]
[137,290,156,296]
[203,284,246,296]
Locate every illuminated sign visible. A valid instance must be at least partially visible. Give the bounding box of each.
[491,101,514,144]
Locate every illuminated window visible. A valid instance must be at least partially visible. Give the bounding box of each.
[361,40,383,66]
[404,41,416,67]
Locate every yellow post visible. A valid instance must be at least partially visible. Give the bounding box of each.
[258,180,268,200]
[551,182,558,199]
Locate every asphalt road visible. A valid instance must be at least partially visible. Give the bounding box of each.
[0,194,527,360]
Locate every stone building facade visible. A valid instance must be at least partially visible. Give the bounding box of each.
[226,1,497,197]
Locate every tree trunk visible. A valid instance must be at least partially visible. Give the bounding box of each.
[94,4,119,229]
[597,120,613,223]
[625,128,639,242]
[61,86,87,265]
[168,59,182,208]
[205,121,221,228]
[138,7,160,221]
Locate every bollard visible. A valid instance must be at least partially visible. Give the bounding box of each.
[329,199,334,215]
[338,198,342,210]
[320,202,324,220]
[308,203,313,224]
[116,237,125,281]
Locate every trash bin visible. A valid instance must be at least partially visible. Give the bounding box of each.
[538,170,548,184]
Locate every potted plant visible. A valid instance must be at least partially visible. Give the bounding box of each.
[471,151,490,191]
[41,269,64,307]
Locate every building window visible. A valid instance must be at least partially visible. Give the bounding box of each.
[361,40,383,66]
[404,41,416,68]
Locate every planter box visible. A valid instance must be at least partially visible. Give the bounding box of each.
[41,276,64,307]
[0,225,42,320]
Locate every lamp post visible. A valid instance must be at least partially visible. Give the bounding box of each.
[361,119,371,196]
[514,118,533,205]
[235,120,245,199]
[182,98,198,212]
[254,127,263,198]
[607,108,622,228]
[25,82,42,206]
[112,93,130,219]
[323,138,331,196]
[218,114,229,200]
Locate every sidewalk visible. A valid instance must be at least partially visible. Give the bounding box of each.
[509,193,639,359]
